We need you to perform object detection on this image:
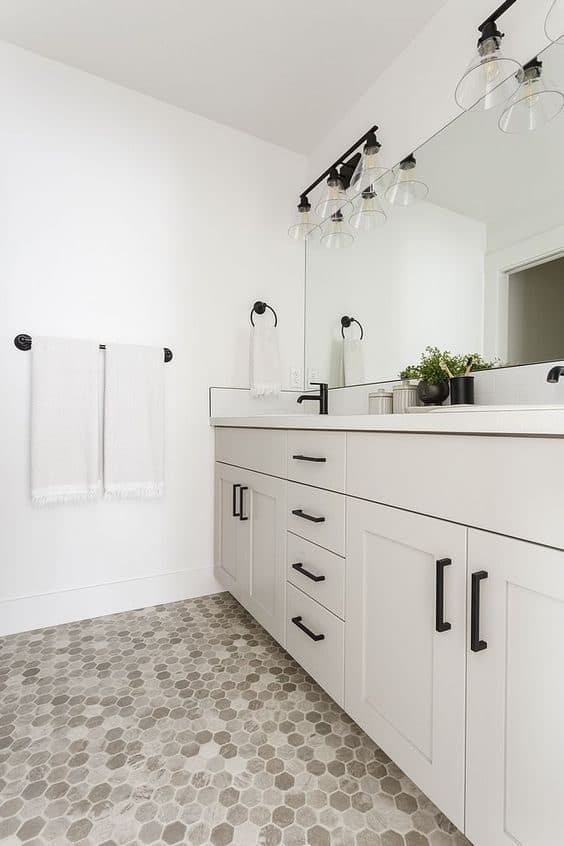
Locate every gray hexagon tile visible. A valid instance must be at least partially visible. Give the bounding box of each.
[0,593,473,845]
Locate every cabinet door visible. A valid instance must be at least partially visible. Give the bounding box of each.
[238,468,286,646]
[467,531,564,846]
[346,499,467,830]
[214,462,247,598]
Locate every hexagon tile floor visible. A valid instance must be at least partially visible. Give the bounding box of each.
[0,592,473,846]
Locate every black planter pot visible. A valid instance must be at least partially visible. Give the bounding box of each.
[450,375,475,405]
[417,380,449,406]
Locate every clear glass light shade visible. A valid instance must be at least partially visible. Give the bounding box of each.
[315,175,351,220]
[499,69,564,133]
[455,36,521,111]
[288,208,317,240]
[350,147,388,193]
[385,161,429,206]
[545,0,564,43]
[349,191,386,231]
[320,212,354,249]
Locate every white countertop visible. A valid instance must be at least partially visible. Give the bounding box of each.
[210,406,564,436]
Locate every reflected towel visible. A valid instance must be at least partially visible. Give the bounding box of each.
[104,344,165,499]
[31,336,100,504]
[250,325,282,398]
[343,338,364,386]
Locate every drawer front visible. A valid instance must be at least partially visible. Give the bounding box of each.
[215,427,286,477]
[286,583,344,706]
[347,432,564,550]
[287,431,346,492]
[287,534,345,619]
[287,482,345,556]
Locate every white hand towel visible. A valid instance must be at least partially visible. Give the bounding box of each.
[104,344,164,499]
[343,338,365,386]
[31,336,100,505]
[250,325,282,398]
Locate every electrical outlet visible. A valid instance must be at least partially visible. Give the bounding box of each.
[289,367,304,389]
[307,368,321,385]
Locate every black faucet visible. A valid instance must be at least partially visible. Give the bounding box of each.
[297,382,328,415]
[547,365,564,383]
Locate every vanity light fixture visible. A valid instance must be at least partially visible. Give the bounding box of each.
[320,210,354,249]
[499,57,564,133]
[288,124,380,241]
[385,154,429,206]
[315,168,351,220]
[350,129,388,193]
[288,195,318,240]
[545,0,564,43]
[455,0,522,112]
[349,188,386,231]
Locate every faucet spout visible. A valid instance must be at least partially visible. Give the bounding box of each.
[547,365,564,383]
[297,382,328,415]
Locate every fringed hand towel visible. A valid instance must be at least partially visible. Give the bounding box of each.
[31,336,100,505]
[104,344,164,499]
[343,337,365,386]
[250,325,282,398]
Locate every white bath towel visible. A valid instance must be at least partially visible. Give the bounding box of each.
[250,325,282,398]
[104,344,165,499]
[343,338,365,386]
[31,336,100,505]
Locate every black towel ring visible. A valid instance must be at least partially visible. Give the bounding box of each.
[250,301,278,327]
[341,315,364,340]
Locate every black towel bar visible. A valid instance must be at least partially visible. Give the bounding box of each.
[14,334,173,362]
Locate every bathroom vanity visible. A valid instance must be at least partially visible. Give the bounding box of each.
[213,412,564,846]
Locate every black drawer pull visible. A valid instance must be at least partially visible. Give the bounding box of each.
[292,455,327,463]
[239,486,249,521]
[471,570,488,652]
[232,483,241,518]
[291,616,325,642]
[292,509,325,524]
[435,558,452,633]
[292,562,326,583]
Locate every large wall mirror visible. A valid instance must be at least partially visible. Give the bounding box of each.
[305,40,564,387]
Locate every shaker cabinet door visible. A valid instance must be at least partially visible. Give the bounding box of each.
[466,530,564,846]
[214,462,247,598]
[346,498,467,830]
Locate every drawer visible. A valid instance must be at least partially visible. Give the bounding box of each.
[286,583,344,706]
[215,427,286,477]
[347,432,564,550]
[287,533,345,619]
[287,482,345,556]
[287,431,346,492]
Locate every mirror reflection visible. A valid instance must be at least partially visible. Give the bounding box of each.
[305,40,564,387]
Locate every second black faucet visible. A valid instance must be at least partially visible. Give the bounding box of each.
[297,382,328,415]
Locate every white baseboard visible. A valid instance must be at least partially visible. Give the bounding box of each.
[0,567,223,637]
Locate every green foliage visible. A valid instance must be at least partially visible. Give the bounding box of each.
[400,347,498,385]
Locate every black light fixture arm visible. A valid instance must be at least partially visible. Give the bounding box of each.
[478,0,519,40]
[299,125,378,200]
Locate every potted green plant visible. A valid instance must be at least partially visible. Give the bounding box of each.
[401,347,498,406]
[445,352,497,404]
[415,346,452,405]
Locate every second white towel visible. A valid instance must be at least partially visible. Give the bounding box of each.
[104,344,165,499]
[343,338,365,386]
[250,325,282,398]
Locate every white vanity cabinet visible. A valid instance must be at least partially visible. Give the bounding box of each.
[214,423,564,845]
[345,499,467,830]
[214,461,286,644]
[466,531,564,846]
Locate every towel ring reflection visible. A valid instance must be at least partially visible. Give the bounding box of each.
[341,316,364,340]
[250,301,278,327]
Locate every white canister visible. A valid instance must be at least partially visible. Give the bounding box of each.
[392,381,419,414]
[369,389,393,415]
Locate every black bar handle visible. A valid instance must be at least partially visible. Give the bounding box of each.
[232,484,241,518]
[14,333,173,362]
[471,571,488,652]
[292,563,326,583]
[292,455,327,463]
[239,487,249,521]
[291,616,325,642]
[291,509,325,524]
[436,558,452,633]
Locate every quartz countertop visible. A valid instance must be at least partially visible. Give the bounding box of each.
[210,406,564,436]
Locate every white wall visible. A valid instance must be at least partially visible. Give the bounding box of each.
[0,42,306,635]
[306,202,486,384]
